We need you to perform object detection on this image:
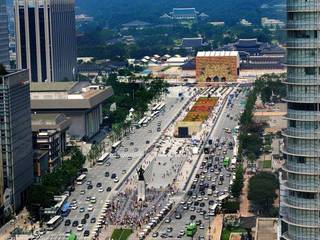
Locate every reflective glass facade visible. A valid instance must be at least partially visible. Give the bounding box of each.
[280,0,320,239]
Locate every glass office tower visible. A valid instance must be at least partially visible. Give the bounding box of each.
[280,0,320,239]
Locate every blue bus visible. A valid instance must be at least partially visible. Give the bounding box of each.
[61,202,71,217]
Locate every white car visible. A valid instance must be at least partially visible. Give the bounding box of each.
[114,177,119,183]
[88,204,94,212]
[71,205,78,210]
[90,197,96,204]
[77,224,84,231]
[98,187,104,192]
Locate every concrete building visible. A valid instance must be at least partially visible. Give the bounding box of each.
[30,82,113,139]
[196,51,240,82]
[0,0,9,68]
[280,1,320,239]
[32,113,71,173]
[14,0,77,82]
[0,69,34,218]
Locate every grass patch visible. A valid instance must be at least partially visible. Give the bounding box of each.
[262,160,272,169]
[111,229,133,240]
[221,227,247,240]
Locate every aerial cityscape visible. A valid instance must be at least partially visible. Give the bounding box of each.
[0,0,316,240]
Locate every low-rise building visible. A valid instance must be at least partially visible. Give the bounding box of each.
[30,82,113,140]
[32,113,71,173]
[181,38,203,50]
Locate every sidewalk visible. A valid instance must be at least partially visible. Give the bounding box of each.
[239,160,254,217]
[0,208,39,240]
[208,214,223,240]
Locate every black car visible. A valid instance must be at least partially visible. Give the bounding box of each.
[84,213,90,219]
[96,182,102,188]
[72,220,78,227]
[200,202,205,207]
[90,218,96,223]
[84,230,90,237]
[208,200,215,205]
[81,218,86,224]
[190,215,196,220]
[187,190,193,196]
[104,172,109,177]
[65,219,71,226]
[87,184,93,190]
[194,201,199,206]
[111,173,117,179]
[106,187,112,192]
[195,220,202,226]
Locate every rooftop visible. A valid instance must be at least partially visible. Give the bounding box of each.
[122,20,151,27]
[30,82,78,92]
[172,8,197,15]
[182,38,203,48]
[31,113,71,132]
[197,51,239,57]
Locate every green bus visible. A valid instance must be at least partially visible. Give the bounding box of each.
[223,157,231,167]
[186,223,197,237]
[68,233,77,240]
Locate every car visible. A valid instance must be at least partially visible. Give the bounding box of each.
[146,140,150,144]
[175,213,182,219]
[124,148,128,152]
[190,215,196,220]
[86,196,91,201]
[122,170,127,174]
[114,177,119,183]
[195,220,202,226]
[130,142,134,146]
[200,202,205,207]
[88,204,94,211]
[105,161,111,166]
[72,220,78,227]
[86,181,92,186]
[87,185,93,190]
[80,190,86,195]
[71,204,78,210]
[106,186,112,192]
[90,218,96,223]
[81,219,86,224]
[83,230,90,237]
[79,207,85,213]
[98,187,104,192]
[96,182,102,188]
[152,232,159,237]
[64,219,71,226]
[111,173,117,179]
[77,224,84,232]
[166,227,173,233]
[134,148,139,152]
[90,197,96,203]
[84,213,90,219]
[104,172,109,177]
[115,154,121,159]
[128,157,132,161]
[164,218,171,223]
[65,230,71,237]
[160,233,168,238]
[71,199,77,204]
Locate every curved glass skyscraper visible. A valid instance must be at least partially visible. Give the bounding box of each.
[280,0,320,239]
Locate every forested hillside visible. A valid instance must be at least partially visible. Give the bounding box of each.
[76,0,285,26]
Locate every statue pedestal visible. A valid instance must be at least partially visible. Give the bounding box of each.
[137,180,145,202]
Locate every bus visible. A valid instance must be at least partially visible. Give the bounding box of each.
[60,202,71,217]
[223,157,231,167]
[76,174,86,185]
[137,117,147,128]
[68,233,77,240]
[209,203,218,216]
[46,215,63,231]
[97,152,110,165]
[186,223,197,237]
[111,141,122,153]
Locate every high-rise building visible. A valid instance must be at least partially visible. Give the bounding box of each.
[0,69,34,218]
[280,1,320,239]
[14,0,77,82]
[0,0,9,67]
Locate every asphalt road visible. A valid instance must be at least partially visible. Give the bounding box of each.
[151,89,247,240]
[40,86,194,240]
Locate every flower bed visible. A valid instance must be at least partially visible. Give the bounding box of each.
[183,97,218,123]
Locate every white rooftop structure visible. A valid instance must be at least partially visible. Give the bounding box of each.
[197,51,239,57]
